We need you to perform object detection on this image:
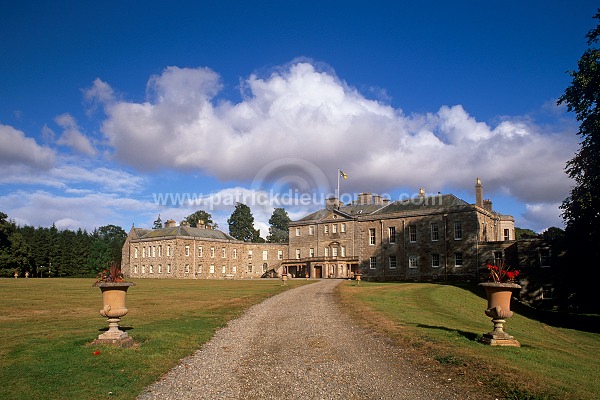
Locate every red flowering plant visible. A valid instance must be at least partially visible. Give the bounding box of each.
[486,261,520,283]
[95,260,125,283]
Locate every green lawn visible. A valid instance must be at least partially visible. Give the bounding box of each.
[338,281,600,400]
[0,278,313,400]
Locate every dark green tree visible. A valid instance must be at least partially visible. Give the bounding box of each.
[542,227,565,243]
[185,210,217,228]
[47,224,59,277]
[152,214,163,229]
[267,208,291,243]
[56,229,76,277]
[0,212,12,249]
[87,225,127,272]
[5,232,33,276]
[515,227,539,240]
[227,203,262,242]
[73,228,92,276]
[557,9,600,311]
[0,213,18,277]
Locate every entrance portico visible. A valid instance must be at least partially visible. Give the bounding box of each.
[281,257,359,278]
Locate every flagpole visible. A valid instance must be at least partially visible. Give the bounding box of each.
[337,168,340,202]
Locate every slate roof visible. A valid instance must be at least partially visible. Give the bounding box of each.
[131,226,236,241]
[372,194,469,215]
[294,194,473,224]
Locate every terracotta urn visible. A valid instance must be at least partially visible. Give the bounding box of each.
[93,282,135,341]
[355,273,362,286]
[479,282,521,346]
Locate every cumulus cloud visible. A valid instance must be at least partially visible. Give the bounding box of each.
[87,61,577,228]
[0,124,55,169]
[55,113,97,156]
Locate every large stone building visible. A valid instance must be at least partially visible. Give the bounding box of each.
[122,178,515,282]
[283,178,515,281]
[121,219,287,279]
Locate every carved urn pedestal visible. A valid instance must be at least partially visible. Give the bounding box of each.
[479,282,521,347]
[92,282,135,345]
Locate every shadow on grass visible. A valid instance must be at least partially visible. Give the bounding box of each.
[98,326,134,332]
[416,323,480,341]
[448,282,600,334]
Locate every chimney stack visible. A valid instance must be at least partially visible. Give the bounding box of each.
[357,192,372,205]
[483,199,493,213]
[326,197,339,209]
[475,177,483,208]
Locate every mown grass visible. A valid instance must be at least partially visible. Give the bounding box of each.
[338,281,600,400]
[0,278,313,400]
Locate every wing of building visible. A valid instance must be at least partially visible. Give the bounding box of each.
[121,219,287,279]
[283,179,514,281]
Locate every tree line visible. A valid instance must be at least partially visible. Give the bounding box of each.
[0,205,290,278]
[0,212,126,278]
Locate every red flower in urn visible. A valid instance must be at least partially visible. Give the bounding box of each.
[486,262,519,284]
[95,261,125,283]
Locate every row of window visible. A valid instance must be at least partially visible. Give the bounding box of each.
[297,222,516,243]
[368,253,464,269]
[295,246,347,259]
[133,263,270,275]
[295,223,347,236]
[134,264,172,274]
[369,222,463,245]
[135,246,284,261]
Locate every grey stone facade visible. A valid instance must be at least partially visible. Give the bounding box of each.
[121,223,286,280]
[283,179,516,281]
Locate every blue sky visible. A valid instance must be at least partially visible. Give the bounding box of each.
[0,1,597,235]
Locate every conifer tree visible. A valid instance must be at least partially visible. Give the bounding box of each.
[227,203,262,242]
[267,208,290,243]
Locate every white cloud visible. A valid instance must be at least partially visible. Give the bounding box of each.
[50,165,145,194]
[55,113,97,156]
[0,124,55,169]
[0,159,144,194]
[521,202,565,232]
[83,78,116,117]
[86,61,578,230]
[0,190,151,232]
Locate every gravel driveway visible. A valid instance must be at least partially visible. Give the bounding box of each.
[137,279,487,399]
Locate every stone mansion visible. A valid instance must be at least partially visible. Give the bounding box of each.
[122,178,519,282]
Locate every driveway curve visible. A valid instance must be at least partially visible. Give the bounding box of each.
[137,279,485,399]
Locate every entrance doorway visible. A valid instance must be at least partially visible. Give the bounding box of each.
[314,265,322,278]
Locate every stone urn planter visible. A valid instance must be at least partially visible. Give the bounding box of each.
[281,273,288,286]
[479,282,521,347]
[355,273,362,286]
[92,282,135,343]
